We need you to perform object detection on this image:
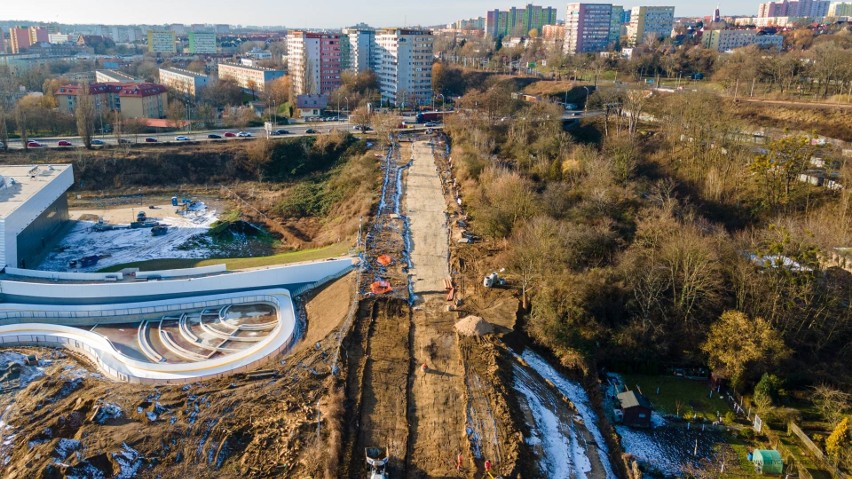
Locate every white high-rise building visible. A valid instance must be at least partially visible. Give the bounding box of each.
[287,31,342,96]
[373,28,433,107]
[627,6,675,46]
[341,27,375,73]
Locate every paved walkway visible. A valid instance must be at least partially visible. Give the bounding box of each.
[406,141,450,294]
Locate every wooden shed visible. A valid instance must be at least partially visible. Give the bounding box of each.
[617,390,653,428]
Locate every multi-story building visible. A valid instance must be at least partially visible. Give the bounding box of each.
[217,62,285,94]
[55,82,168,119]
[287,31,342,95]
[159,67,209,98]
[454,17,486,30]
[758,0,830,17]
[9,27,47,54]
[341,27,375,73]
[610,5,625,45]
[373,28,433,106]
[828,1,852,15]
[702,29,784,52]
[188,31,216,54]
[542,24,567,45]
[627,6,675,45]
[0,33,5,54]
[485,4,559,38]
[564,3,616,54]
[95,69,141,83]
[147,30,176,54]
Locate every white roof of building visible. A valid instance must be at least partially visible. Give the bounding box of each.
[0,164,73,219]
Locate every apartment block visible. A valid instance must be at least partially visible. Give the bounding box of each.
[9,27,47,54]
[564,3,616,54]
[147,30,176,54]
[287,31,342,95]
[485,4,559,38]
[95,69,141,83]
[373,28,433,107]
[188,31,216,54]
[159,67,209,98]
[341,27,375,73]
[610,5,624,45]
[627,6,675,46]
[217,62,285,93]
[828,2,852,15]
[758,0,830,17]
[702,29,784,52]
[55,82,168,119]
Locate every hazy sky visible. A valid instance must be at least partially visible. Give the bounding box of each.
[4,0,759,28]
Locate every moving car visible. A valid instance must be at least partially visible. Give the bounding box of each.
[26,141,43,148]
[57,140,73,147]
[223,132,237,137]
[175,135,190,141]
[236,131,252,137]
[305,128,317,134]
[144,137,158,143]
[424,121,439,127]
[353,125,372,132]
[272,129,290,135]
[117,138,132,144]
[91,139,105,146]
[207,134,222,139]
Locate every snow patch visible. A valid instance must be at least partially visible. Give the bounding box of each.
[520,349,618,479]
[54,438,81,459]
[38,204,218,272]
[113,443,143,479]
[94,403,124,424]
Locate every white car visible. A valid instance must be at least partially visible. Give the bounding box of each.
[175,135,190,141]
[236,131,252,138]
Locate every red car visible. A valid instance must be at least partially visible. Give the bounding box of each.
[57,140,73,147]
[26,141,42,148]
[223,132,237,137]
[144,137,158,143]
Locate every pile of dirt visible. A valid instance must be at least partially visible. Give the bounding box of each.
[455,315,494,336]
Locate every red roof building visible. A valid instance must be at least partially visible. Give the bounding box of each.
[56,82,168,120]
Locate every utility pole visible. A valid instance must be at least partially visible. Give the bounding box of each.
[733,78,740,102]
[750,77,757,97]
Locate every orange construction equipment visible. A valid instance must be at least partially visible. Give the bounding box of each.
[377,255,393,266]
[370,280,393,295]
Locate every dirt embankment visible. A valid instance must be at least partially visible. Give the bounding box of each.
[735,101,852,141]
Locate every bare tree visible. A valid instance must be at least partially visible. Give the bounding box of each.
[75,83,96,149]
[812,385,851,427]
[349,106,371,133]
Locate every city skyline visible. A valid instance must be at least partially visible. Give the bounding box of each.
[3,0,776,29]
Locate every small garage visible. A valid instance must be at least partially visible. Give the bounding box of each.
[617,390,653,428]
[752,449,783,474]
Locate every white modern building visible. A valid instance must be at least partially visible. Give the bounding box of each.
[0,165,74,269]
[627,5,675,45]
[217,62,285,93]
[373,28,434,107]
[159,67,209,98]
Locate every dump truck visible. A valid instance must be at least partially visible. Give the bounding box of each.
[365,447,388,479]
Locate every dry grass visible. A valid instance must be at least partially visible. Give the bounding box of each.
[736,103,852,141]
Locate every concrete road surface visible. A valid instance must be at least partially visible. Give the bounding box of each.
[406,141,450,294]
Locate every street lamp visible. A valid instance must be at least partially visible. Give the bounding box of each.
[582,86,591,114]
[344,97,349,119]
[437,93,445,111]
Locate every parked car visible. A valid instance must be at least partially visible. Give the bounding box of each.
[57,140,73,147]
[236,131,252,137]
[305,128,317,134]
[353,125,372,132]
[223,132,237,137]
[27,141,43,148]
[272,129,290,135]
[175,135,190,141]
[207,134,222,139]
[90,139,105,145]
[424,121,440,127]
[144,137,158,143]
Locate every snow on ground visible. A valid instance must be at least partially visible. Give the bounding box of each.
[38,204,218,272]
[513,363,584,479]
[113,443,143,479]
[521,349,618,479]
[0,351,45,389]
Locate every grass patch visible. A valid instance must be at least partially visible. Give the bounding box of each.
[620,373,731,422]
[99,242,351,272]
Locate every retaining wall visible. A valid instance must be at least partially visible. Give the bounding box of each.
[135,264,227,279]
[3,267,123,282]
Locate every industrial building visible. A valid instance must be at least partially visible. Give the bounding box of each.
[0,165,74,269]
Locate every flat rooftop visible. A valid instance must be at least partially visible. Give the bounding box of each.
[0,164,73,219]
